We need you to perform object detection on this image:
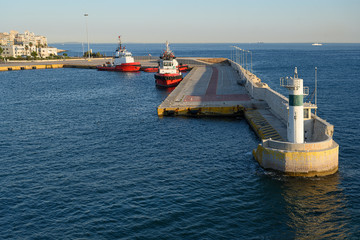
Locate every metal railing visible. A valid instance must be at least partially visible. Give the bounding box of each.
[231,46,252,72]
[280,77,298,89]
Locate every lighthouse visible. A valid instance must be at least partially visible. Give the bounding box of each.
[281,67,304,143]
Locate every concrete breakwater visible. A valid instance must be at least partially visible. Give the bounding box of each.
[157,59,338,177]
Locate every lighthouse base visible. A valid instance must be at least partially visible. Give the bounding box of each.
[253,139,339,177]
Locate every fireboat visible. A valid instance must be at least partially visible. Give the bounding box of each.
[154,41,183,87]
[97,36,141,72]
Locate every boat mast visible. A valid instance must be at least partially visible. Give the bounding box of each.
[118,36,122,50]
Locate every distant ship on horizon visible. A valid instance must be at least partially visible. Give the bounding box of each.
[312,42,323,46]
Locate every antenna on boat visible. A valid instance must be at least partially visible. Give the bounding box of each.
[118,36,122,49]
[315,67,317,116]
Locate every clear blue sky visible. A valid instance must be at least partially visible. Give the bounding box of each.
[1,0,359,43]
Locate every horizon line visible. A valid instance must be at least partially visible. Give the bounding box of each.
[49,42,360,44]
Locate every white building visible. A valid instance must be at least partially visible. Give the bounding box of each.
[0,30,56,58]
[15,30,48,47]
[38,47,58,58]
[1,44,58,58]
[1,45,27,57]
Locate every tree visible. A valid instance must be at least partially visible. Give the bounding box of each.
[0,46,3,56]
[31,51,37,58]
[83,51,91,58]
[25,45,29,55]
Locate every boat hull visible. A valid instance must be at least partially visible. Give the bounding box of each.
[142,67,158,73]
[97,62,141,72]
[97,66,116,71]
[115,62,141,72]
[178,64,189,72]
[155,73,183,87]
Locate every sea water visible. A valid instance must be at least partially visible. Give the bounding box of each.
[0,43,359,239]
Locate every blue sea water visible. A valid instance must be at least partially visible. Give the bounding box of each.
[1,43,359,239]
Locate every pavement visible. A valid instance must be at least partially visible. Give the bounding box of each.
[158,63,288,140]
[161,64,253,109]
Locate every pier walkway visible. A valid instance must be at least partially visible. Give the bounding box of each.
[157,63,287,141]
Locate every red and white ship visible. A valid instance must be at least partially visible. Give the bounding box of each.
[154,41,183,87]
[97,36,141,72]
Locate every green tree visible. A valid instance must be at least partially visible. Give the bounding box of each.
[31,51,37,58]
[36,43,41,57]
[25,45,29,55]
[0,46,3,56]
[83,51,91,58]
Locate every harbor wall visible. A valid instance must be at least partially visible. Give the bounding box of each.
[0,64,64,71]
[229,61,288,124]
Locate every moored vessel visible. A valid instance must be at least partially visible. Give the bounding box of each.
[178,63,189,72]
[142,67,158,73]
[155,41,183,87]
[97,36,141,72]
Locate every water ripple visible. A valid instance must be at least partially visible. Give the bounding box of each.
[0,44,359,239]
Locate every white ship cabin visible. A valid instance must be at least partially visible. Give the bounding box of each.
[114,48,134,64]
[159,59,179,74]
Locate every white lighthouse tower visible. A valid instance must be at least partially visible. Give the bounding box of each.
[281,67,305,143]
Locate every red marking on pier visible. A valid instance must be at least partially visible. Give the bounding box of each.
[183,66,250,102]
[205,67,219,95]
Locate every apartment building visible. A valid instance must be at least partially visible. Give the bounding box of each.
[0,30,57,58]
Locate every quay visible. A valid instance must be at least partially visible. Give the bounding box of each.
[0,58,112,71]
[0,57,213,71]
[158,59,338,177]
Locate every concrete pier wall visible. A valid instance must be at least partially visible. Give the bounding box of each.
[229,61,288,123]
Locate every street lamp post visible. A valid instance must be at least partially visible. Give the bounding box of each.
[242,49,244,67]
[84,13,90,59]
[245,50,247,70]
[246,50,252,72]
